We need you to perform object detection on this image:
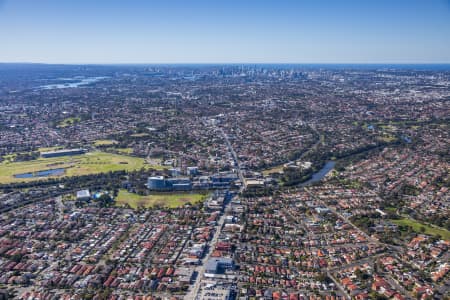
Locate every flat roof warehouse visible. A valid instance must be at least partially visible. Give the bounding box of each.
[41,148,87,158]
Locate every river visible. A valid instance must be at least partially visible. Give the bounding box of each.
[300,161,335,187]
[37,76,108,90]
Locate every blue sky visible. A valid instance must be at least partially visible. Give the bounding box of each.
[1,0,449,64]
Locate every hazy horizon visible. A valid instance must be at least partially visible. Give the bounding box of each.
[2,62,450,66]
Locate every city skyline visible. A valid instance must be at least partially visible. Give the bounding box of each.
[1,0,450,64]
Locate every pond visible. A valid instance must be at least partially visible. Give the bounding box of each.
[14,168,66,179]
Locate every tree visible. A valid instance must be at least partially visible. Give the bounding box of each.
[97,193,113,207]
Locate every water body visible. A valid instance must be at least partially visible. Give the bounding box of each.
[14,168,66,179]
[37,76,107,90]
[300,161,335,187]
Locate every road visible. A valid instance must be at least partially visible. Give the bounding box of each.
[184,125,244,299]
[218,127,245,191]
[327,271,351,300]
[304,188,378,244]
[303,187,421,299]
[305,187,407,254]
[384,274,414,299]
[0,188,81,214]
[185,211,227,300]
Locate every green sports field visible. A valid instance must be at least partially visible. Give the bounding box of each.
[115,189,208,209]
[0,151,162,183]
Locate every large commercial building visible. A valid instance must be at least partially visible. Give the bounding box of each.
[205,257,234,275]
[211,173,238,188]
[147,176,167,190]
[147,176,192,191]
[41,148,86,158]
[76,190,91,201]
[186,166,199,176]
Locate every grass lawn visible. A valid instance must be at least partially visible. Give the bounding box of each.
[262,164,285,176]
[115,189,208,209]
[130,133,149,137]
[377,135,398,143]
[384,207,397,214]
[377,124,397,131]
[2,154,17,162]
[0,151,163,183]
[115,148,133,154]
[94,139,118,146]
[38,146,64,152]
[58,117,81,128]
[391,218,450,241]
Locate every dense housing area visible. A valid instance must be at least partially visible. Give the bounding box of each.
[0,64,448,300]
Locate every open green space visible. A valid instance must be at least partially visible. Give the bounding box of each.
[1,154,17,162]
[58,117,81,128]
[115,148,133,154]
[0,151,163,183]
[391,218,450,240]
[262,164,285,175]
[384,207,397,214]
[130,133,150,137]
[94,139,118,146]
[38,146,64,152]
[115,189,208,209]
[377,134,398,143]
